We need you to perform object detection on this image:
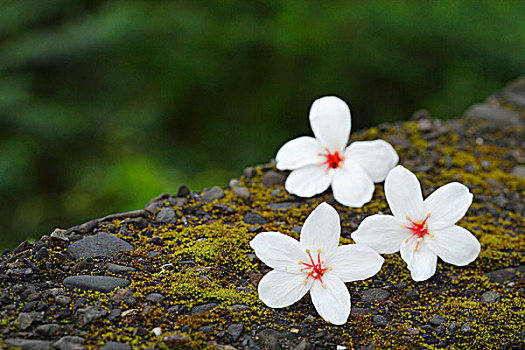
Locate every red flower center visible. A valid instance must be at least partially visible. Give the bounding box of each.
[403,213,433,251]
[298,249,332,287]
[319,149,344,169]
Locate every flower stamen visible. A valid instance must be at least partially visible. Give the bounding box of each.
[299,248,331,287]
[403,213,432,251]
[318,148,344,171]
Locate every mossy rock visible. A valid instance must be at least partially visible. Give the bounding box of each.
[1,78,524,349]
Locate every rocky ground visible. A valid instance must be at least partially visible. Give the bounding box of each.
[1,78,524,350]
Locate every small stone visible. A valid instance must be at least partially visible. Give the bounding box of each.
[511,165,525,178]
[361,288,391,303]
[17,312,44,330]
[110,288,136,304]
[50,228,69,241]
[36,323,61,337]
[4,338,52,350]
[351,307,374,316]
[480,291,500,303]
[191,302,219,315]
[372,315,387,326]
[406,327,419,335]
[162,334,189,347]
[74,305,108,325]
[227,323,244,340]
[418,118,433,132]
[243,213,267,225]
[55,295,71,306]
[148,236,164,245]
[53,336,85,350]
[155,208,177,224]
[106,309,121,321]
[243,167,256,178]
[464,103,524,127]
[233,186,250,200]
[152,327,162,336]
[63,275,130,293]
[198,324,214,333]
[145,293,165,304]
[449,320,457,334]
[67,232,134,259]
[257,328,282,349]
[201,186,225,202]
[133,326,149,336]
[429,315,446,326]
[71,259,94,273]
[177,185,191,197]
[230,304,251,312]
[261,171,285,188]
[106,263,136,273]
[267,202,301,210]
[100,341,132,350]
[461,323,471,332]
[485,266,524,284]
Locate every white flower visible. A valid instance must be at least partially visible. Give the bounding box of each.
[275,96,398,207]
[249,202,384,325]
[352,165,481,282]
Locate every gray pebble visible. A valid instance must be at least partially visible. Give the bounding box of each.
[4,338,52,350]
[261,171,285,188]
[67,232,134,259]
[145,293,165,304]
[100,342,132,350]
[36,323,61,337]
[74,305,108,325]
[243,167,256,178]
[63,275,130,293]
[191,302,219,315]
[243,213,267,225]
[106,309,121,321]
[512,165,525,178]
[52,336,85,350]
[361,288,391,303]
[233,186,250,200]
[480,291,500,303]
[227,323,244,340]
[155,208,177,224]
[106,263,136,273]
[448,320,457,334]
[372,315,387,326]
[201,186,225,202]
[429,315,446,326]
[55,295,71,306]
[17,311,44,330]
[461,323,471,332]
[406,327,419,335]
[230,304,251,312]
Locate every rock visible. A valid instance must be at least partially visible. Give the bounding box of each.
[480,291,500,303]
[261,171,285,188]
[461,323,471,332]
[100,342,132,350]
[71,259,94,273]
[227,323,244,340]
[351,307,374,316]
[243,167,256,178]
[162,334,189,347]
[201,186,225,202]
[35,323,61,337]
[233,186,250,200]
[198,324,214,333]
[55,295,71,306]
[67,232,134,259]
[106,309,121,321]
[145,293,165,304]
[110,288,136,304]
[243,213,267,225]
[52,336,85,350]
[74,305,108,325]
[191,302,219,315]
[4,338,53,350]
[448,320,457,334]
[63,275,130,293]
[148,236,164,245]
[50,228,69,242]
[361,288,391,303]
[485,266,525,284]
[155,208,177,224]
[429,315,446,326]
[372,315,387,326]
[16,311,44,330]
[511,165,525,178]
[177,185,191,197]
[230,304,251,312]
[106,263,136,273]
[406,327,419,335]
[464,104,523,127]
[257,328,282,350]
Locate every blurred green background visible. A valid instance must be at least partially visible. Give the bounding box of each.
[1,0,524,250]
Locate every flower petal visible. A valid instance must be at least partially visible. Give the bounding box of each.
[300,202,340,253]
[385,165,426,222]
[276,136,323,170]
[309,96,351,152]
[424,182,473,231]
[351,214,408,254]
[344,140,399,182]
[324,244,384,282]
[331,161,374,207]
[285,165,333,198]
[258,270,312,308]
[400,239,437,282]
[427,225,480,266]
[310,273,351,325]
[250,232,306,273]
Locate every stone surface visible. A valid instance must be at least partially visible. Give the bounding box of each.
[201,186,225,202]
[233,186,250,200]
[35,323,61,337]
[191,302,220,315]
[106,262,136,273]
[100,342,132,350]
[464,103,524,127]
[361,288,391,303]
[372,315,387,326]
[145,292,165,304]
[227,323,244,340]
[74,305,108,325]
[4,338,52,350]
[243,213,267,225]
[155,208,177,224]
[52,336,85,350]
[261,171,285,188]
[63,275,130,293]
[67,232,134,259]
[429,315,446,326]
[480,291,500,303]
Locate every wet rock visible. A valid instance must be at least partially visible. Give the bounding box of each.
[36,323,61,337]
[227,323,244,340]
[52,336,85,350]
[233,186,250,200]
[145,293,165,304]
[429,315,446,326]
[100,342,132,350]
[191,302,219,315]
[106,263,136,273]
[480,291,500,303]
[67,232,134,259]
[372,315,387,326]
[243,213,267,225]
[261,171,285,188]
[361,288,391,303]
[63,275,130,293]
[155,208,177,224]
[4,338,52,350]
[74,305,108,325]
[201,186,225,202]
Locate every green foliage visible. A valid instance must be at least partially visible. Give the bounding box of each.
[1,0,524,249]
